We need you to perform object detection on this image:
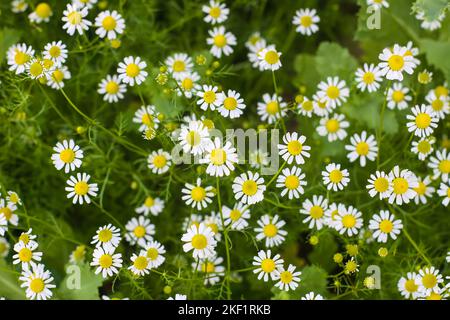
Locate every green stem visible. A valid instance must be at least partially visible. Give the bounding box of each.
[402,227,432,266]
[272,70,286,133]
[216,177,231,300]
[376,81,391,169]
[266,161,287,188]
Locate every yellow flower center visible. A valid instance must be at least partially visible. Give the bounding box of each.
[29,62,43,77]
[191,234,207,249]
[14,51,29,65]
[431,99,443,111]
[19,248,32,262]
[362,72,375,84]
[388,54,404,71]
[266,101,279,115]
[203,90,216,104]
[414,181,426,195]
[67,11,82,25]
[147,248,159,260]
[207,223,218,234]
[229,209,241,221]
[210,148,227,166]
[209,7,221,18]
[0,208,12,220]
[326,119,339,133]
[52,70,64,82]
[99,254,113,268]
[202,119,214,129]
[102,16,116,31]
[326,86,340,99]
[30,278,45,293]
[300,15,313,27]
[415,113,431,129]
[73,245,85,261]
[74,181,89,196]
[422,274,437,289]
[329,169,343,183]
[191,187,206,202]
[392,90,404,103]
[0,243,7,255]
[417,140,431,154]
[374,177,389,192]
[392,178,408,195]
[356,142,369,155]
[213,35,226,47]
[181,78,193,90]
[133,226,146,238]
[287,140,302,155]
[285,175,300,190]
[263,223,277,238]
[242,180,258,196]
[404,279,418,293]
[133,256,148,270]
[379,220,393,233]
[125,63,140,77]
[35,3,51,18]
[301,100,313,111]
[172,60,185,72]
[427,293,442,300]
[98,229,112,243]
[202,262,215,273]
[280,271,293,284]
[264,51,279,65]
[435,86,448,98]
[19,233,30,244]
[223,97,237,110]
[261,258,275,273]
[49,46,60,58]
[439,160,450,173]
[105,81,119,94]
[144,196,154,207]
[152,155,167,169]
[342,214,356,228]
[310,206,324,219]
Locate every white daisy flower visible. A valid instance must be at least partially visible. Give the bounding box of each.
[406,104,439,138]
[428,149,450,182]
[416,10,446,31]
[202,0,229,24]
[90,246,122,278]
[387,82,412,110]
[70,245,86,264]
[91,224,121,251]
[245,32,264,50]
[334,205,363,236]
[181,223,217,259]
[398,272,421,300]
[6,191,22,206]
[411,138,434,161]
[312,92,333,116]
[222,202,250,230]
[143,240,166,268]
[258,45,282,71]
[317,113,349,142]
[0,215,6,237]
[147,149,171,174]
[317,76,350,109]
[278,132,311,165]
[404,41,421,65]
[413,176,435,204]
[301,292,324,300]
[176,72,201,98]
[0,237,10,258]
[135,196,164,216]
[7,43,35,74]
[196,85,222,111]
[232,171,266,205]
[255,214,287,248]
[217,90,246,119]
[194,255,225,285]
[248,39,267,71]
[13,241,42,268]
[17,229,38,248]
[47,65,71,89]
[62,4,91,36]
[203,212,222,241]
[322,163,350,191]
[182,213,203,231]
[26,58,52,80]
[324,202,346,229]
[133,105,160,134]
[355,63,383,92]
[296,96,315,117]
[417,266,444,295]
[274,264,302,291]
[207,26,236,58]
[252,249,284,282]
[299,195,328,230]
[95,10,125,40]
[387,166,419,205]
[28,3,53,24]
[257,93,287,124]
[437,182,450,206]
[11,0,28,13]
[125,216,155,247]
[368,210,403,243]
[425,90,449,120]
[181,178,214,210]
[117,56,148,86]
[345,131,378,167]
[98,74,127,103]
[128,251,151,276]
[201,137,238,177]
[165,53,193,80]
[367,0,389,10]
[292,8,320,36]
[19,263,55,300]
[0,199,18,226]
[65,173,98,205]
[378,44,417,81]
[72,0,97,9]
[43,41,68,66]
[276,166,307,199]
[366,170,392,199]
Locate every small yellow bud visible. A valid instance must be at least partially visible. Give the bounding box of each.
[155,73,168,85]
[196,55,207,65]
[202,119,214,129]
[346,244,359,257]
[333,253,343,264]
[309,235,319,246]
[163,286,172,295]
[130,181,138,190]
[206,69,213,76]
[98,1,108,10]
[76,126,86,134]
[110,39,121,49]
[364,276,376,289]
[378,247,388,257]
[418,70,432,84]
[157,114,165,121]
[196,166,205,175]
[159,66,167,73]
[295,95,304,104]
[212,61,220,69]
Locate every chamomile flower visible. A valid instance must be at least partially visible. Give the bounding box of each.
[181,223,217,259]
[255,215,287,248]
[125,216,155,247]
[91,247,122,278]
[62,4,91,36]
[278,132,311,165]
[165,53,193,80]
[26,58,51,80]
[202,0,229,24]
[276,166,307,199]
[222,203,250,230]
[91,224,121,251]
[437,182,450,206]
[274,264,302,291]
[406,105,439,138]
[378,44,417,81]
[368,210,403,243]
[207,26,236,58]
[301,292,324,300]
[297,96,315,117]
[117,56,148,86]
[70,245,86,264]
[135,196,164,216]
[13,241,42,268]
[248,39,267,71]
[201,137,238,177]
[194,255,225,285]
[176,72,201,98]
[398,272,421,299]
[17,229,38,248]
[404,41,421,65]
[428,149,450,182]
[317,77,350,109]
[6,191,22,206]
[426,90,449,120]
[252,250,284,282]
[324,202,346,229]
[345,131,378,167]
[43,41,68,66]
[72,0,97,9]
[292,8,320,36]
[203,212,222,241]
[95,10,125,40]
[245,32,264,50]
[128,251,151,276]
[417,267,444,295]
[258,45,282,71]
[133,105,160,134]
[317,114,349,142]
[181,178,214,210]
[411,138,434,161]
[367,0,389,10]
[11,0,28,13]
[182,214,203,231]
[387,82,412,110]
[257,93,287,124]
[355,63,383,93]
[28,2,53,24]
[147,149,171,175]
[0,215,6,236]
[300,195,328,230]
[334,205,363,236]
[387,166,419,205]
[413,176,435,204]
[98,74,127,103]
[322,163,350,191]
[65,173,98,205]
[144,240,166,268]
[232,171,266,205]
[197,85,222,111]
[0,199,18,226]
[217,90,246,119]
[20,263,55,300]
[7,43,35,74]
[0,237,10,258]
[312,92,333,116]
[366,171,392,199]
[47,65,71,89]
[416,10,446,31]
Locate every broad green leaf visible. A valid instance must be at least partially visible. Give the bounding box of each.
[314,42,358,81]
[57,262,103,300]
[308,232,338,273]
[420,39,450,84]
[297,265,328,297]
[0,28,21,61]
[0,260,25,300]
[293,54,321,93]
